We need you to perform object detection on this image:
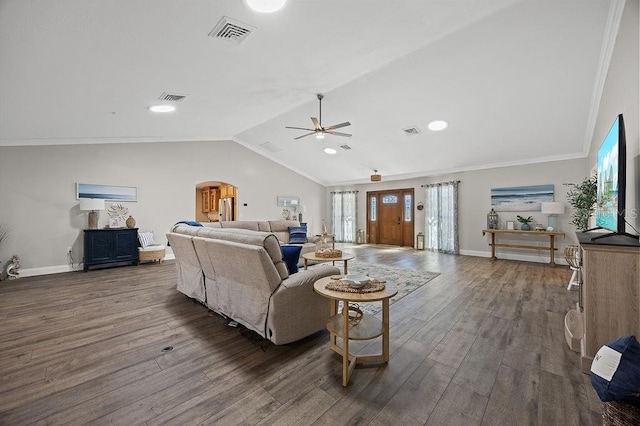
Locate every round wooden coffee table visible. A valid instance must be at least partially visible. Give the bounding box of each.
[302,252,354,274]
[313,276,398,386]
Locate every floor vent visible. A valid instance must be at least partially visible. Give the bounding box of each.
[402,127,421,136]
[158,92,188,102]
[259,141,282,153]
[209,16,255,44]
[340,144,352,150]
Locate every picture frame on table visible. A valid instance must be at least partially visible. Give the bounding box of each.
[506,221,515,230]
[109,217,122,228]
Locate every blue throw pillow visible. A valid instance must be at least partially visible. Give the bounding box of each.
[288,226,308,244]
[175,220,203,227]
[280,245,302,274]
[590,334,640,406]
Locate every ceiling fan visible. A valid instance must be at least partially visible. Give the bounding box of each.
[286,94,351,140]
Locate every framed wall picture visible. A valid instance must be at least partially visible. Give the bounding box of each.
[506,221,515,230]
[77,183,137,201]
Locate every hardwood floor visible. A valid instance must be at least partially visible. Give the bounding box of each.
[0,245,602,425]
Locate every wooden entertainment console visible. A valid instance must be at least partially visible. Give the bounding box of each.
[574,232,640,373]
[482,229,565,266]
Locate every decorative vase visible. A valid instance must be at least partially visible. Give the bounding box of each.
[126,216,136,228]
[520,223,530,231]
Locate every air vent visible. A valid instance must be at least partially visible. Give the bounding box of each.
[158,92,188,102]
[209,16,255,44]
[340,144,352,150]
[402,127,421,136]
[259,141,282,153]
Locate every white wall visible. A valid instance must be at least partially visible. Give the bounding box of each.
[328,158,588,263]
[0,140,325,274]
[588,0,639,233]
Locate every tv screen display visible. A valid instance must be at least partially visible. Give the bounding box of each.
[595,114,625,233]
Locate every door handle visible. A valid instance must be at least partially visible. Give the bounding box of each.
[397,216,401,225]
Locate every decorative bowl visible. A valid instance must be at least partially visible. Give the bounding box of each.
[343,274,370,288]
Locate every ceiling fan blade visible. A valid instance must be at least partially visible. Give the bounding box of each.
[311,117,322,131]
[286,126,316,131]
[326,131,352,137]
[324,121,351,131]
[294,132,317,140]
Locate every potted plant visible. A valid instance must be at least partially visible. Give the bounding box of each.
[565,173,597,231]
[516,215,534,231]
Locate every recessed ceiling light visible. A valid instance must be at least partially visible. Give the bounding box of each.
[324,147,337,155]
[428,120,448,131]
[148,105,175,113]
[244,0,286,13]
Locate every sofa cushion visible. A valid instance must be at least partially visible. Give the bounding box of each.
[281,245,302,274]
[288,226,308,244]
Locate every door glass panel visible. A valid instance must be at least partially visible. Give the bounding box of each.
[370,197,377,221]
[404,194,412,221]
[382,195,398,204]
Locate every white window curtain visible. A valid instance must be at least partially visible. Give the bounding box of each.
[424,181,459,254]
[331,191,358,243]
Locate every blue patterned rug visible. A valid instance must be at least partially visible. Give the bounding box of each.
[340,261,440,316]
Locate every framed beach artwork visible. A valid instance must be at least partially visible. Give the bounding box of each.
[76,183,137,201]
[491,184,554,211]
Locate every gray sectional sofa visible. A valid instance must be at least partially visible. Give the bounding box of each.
[167,222,340,345]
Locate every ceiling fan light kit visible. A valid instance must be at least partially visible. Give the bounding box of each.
[286,94,352,140]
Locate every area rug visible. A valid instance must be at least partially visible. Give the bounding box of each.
[339,261,440,316]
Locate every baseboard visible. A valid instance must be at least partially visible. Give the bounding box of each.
[18,253,176,278]
[460,249,568,266]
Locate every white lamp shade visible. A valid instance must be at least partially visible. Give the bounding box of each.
[541,202,564,215]
[80,198,105,211]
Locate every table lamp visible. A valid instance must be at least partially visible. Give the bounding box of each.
[80,198,105,229]
[541,202,564,231]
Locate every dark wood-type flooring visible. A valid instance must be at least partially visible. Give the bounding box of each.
[0,245,603,425]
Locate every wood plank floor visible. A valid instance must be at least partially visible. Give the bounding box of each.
[0,245,602,425]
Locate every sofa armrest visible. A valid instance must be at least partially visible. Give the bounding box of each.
[279,264,340,289]
[307,235,321,244]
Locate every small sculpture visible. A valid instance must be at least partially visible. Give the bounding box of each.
[321,220,328,246]
[5,255,20,280]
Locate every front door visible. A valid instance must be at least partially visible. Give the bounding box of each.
[379,192,403,245]
[367,188,414,246]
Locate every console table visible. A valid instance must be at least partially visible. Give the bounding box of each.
[482,229,565,266]
[84,228,139,271]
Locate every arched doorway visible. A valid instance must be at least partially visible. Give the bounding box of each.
[195,181,237,222]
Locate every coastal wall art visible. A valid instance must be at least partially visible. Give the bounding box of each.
[490,184,553,211]
[76,183,137,201]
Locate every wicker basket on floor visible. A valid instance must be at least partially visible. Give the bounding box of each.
[602,400,640,426]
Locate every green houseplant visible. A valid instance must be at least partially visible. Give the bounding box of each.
[565,173,597,231]
[516,215,534,231]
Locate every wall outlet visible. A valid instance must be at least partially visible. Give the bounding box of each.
[67,247,73,253]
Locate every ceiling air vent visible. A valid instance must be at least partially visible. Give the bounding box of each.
[340,144,352,150]
[158,92,188,102]
[209,16,255,44]
[402,127,421,136]
[259,141,282,153]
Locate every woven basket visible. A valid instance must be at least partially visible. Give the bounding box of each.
[602,400,640,426]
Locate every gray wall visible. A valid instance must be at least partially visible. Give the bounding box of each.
[0,140,325,274]
[588,0,639,233]
[328,158,587,263]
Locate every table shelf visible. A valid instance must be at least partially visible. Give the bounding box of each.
[326,314,382,340]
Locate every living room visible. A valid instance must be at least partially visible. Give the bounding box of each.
[0,0,639,424]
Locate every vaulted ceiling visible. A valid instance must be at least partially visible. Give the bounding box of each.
[0,1,620,185]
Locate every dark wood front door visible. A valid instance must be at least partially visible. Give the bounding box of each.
[367,188,414,247]
[379,192,403,245]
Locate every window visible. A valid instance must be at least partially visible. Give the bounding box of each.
[404,194,412,221]
[424,181,459,254]
[382,195,398,204]
[370,196,377,221]
[331,191,358,243]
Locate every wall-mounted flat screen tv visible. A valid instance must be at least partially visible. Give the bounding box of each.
[592,114,637,240]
